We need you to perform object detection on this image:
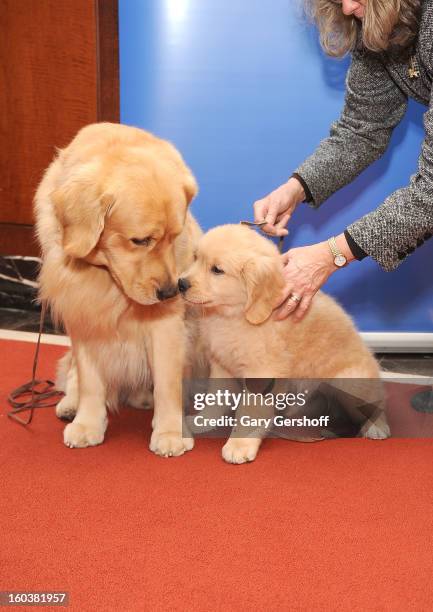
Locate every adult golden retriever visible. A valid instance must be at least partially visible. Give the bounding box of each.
[179,224,390,464]
[34,122,201,456]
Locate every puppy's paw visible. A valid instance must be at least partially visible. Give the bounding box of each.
[222,438,261,464]
[360,418,391,440]
[63,420,107,448]
[149,431,194,457]
[56,396,77,421]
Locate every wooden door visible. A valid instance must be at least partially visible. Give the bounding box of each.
[0,0,119,256]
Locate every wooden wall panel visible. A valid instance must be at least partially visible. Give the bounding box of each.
[0,0,119,255]
[97,0,120,122]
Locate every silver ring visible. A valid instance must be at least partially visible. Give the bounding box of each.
[288,293,302,303]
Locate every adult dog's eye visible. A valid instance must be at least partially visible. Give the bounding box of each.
[211,265,224,275]
[131,237,151,246]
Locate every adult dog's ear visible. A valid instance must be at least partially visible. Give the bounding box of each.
[183,168,198,205]
[52,180,114,259]
[161,140,198,205]
[242,256,284,325]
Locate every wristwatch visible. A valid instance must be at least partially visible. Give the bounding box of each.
[327,236,347,268]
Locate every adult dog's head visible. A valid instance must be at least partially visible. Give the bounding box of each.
[178,225,285,324]
[52,124,197,305]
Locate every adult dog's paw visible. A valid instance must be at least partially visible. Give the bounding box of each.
[56,396,77,421]
[63,420,107,448]
[222,438,261,464]
[149,431,194,457]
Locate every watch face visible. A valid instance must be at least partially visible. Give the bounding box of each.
[334,254,347,268]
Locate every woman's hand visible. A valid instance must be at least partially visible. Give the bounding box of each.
[274,235,356,321]
[253,177,306,236]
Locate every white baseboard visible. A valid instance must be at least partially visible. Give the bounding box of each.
[362,332,433,353]
[0,328,70,346]
[0,329,432,353]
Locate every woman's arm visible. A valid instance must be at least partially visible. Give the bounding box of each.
[276,91,433,318]
[254,49,409,237]
[294,49,408,206]
[346,87,433,271]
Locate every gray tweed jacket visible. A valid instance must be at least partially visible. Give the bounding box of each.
[294,0,433,271]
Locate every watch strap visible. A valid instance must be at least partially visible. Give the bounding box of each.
[328,236,340,258]
[328,236,347,267]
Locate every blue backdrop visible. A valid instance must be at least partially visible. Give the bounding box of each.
[119,0,433,332]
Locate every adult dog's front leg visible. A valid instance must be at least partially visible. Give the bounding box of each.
[148,316,194,457]
[55,351,78,421]
[63,342,108,448]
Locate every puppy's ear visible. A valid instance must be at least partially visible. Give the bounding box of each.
[52,180,114,259]
[242,256,283,325]
[183,169,198,205]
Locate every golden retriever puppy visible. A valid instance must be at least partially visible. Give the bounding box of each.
[179,224,390,463]
[34,122,201,456]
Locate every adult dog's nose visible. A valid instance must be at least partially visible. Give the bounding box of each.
[178,278,191,293]
[156,284,179,301]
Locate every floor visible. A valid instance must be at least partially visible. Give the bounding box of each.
[1,337,433,611]
[0,307,58,335]
[377,353,433,377]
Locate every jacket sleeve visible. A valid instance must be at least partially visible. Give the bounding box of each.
[294,50,408,206]
[346,86,433,271]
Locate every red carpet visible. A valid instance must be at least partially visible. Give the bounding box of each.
[1,338,433,611]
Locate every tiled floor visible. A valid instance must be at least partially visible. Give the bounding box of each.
[378,353,433,377]
[1,307,432,377]
[0,307,59,335]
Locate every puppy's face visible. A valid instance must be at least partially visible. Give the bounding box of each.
[53,150,197,305]
[179,225,284,324]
